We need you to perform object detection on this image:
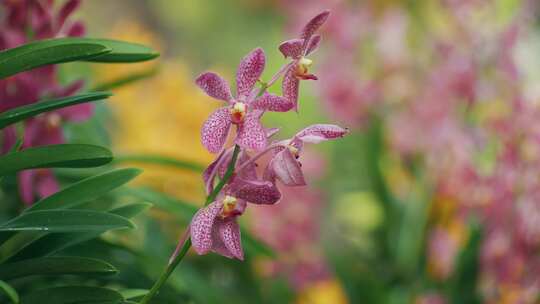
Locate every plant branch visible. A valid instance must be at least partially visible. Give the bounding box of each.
[139,145,241,304]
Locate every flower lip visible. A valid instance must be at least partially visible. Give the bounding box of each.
[230,102,247,124]
[221,195,240,218]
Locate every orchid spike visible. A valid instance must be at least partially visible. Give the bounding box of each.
[279,10,330,111]
[196,48,294,153]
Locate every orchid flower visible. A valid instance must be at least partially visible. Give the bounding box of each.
[265,124,348,186]
[196,48,294,153]
[190,195,246,260]
[279,10,330,110]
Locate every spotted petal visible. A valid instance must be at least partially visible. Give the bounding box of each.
[271,148,306,186]
[234,179,281,205]
[300,10,330,43]
[306,34,322,56]
[217,219,244,260]
[236,111,267,151]
[190,201,223,255]
[252,93,294,112]
[282,67,300,111]
[196,72,233,102]
[201,107,232,153]
[236,48,266,99]
[295,124,348,144]
[203,150,226,193]
[278,38,304,58]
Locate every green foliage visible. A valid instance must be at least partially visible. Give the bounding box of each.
[0,36,159,303]
[0,92,112,129]
[0,144,113,175]
[0,38,159,79]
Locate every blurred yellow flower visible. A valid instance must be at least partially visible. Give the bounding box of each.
[95,21,216,203]
[296,279,349,304]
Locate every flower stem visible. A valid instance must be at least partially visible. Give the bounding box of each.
[139,145,241,304]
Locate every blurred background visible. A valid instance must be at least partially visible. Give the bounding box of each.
[4,0,540,303]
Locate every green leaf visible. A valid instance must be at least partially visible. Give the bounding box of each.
[0,92,111,130]
[0,256,117,280]
[119,289,148,300]
[108,202,152,219]
[20,286,123,304]
[0,280,19,304]
[449,222,483,304]
[0,39,110,79]
[93,67,158,91]
[0,144,112,175]
[28,168,141,212]
[83,38,159,63]
[114,154,205,172]
[7,202,150,262]
[0,210,134,232]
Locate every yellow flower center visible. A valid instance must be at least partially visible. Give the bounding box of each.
[288,145,300,158]
[46,113,62,129]
[296,57,313,75]
[230,102,247,124]
[221,195,238,218]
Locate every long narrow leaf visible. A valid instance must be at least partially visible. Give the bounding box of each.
[20,286,123,304]
[93,67,158,91]
[0,92,111,129]
[28,168,141,212]
[7,202,150,262]
[114,154,204,172]
[83,38,159,63]
[0,40,110,79]
[0,280,19,304]
[0,256,117,280]
[0,210,134,232]
[0,144,112,175]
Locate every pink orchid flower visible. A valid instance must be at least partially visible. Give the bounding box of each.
[265,124,348,186]
[190,195,246,260]
[279,10,330,110]
[196,48,294,153]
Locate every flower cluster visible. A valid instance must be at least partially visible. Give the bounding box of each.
[189,10,348,260]
[0,0,90,204]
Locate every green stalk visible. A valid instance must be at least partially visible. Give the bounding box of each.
[139,145,241,304]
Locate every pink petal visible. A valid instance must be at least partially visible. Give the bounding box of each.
[57,0,80,29]
[235,111,267,151]
[282,67,300,111]
[306,35,322,56]
[237,151,258,180]
[196,72,233,102]
[57,103,94,122]
[1,126,17,153]
[251,93,294,112]
[234,179,281,205]
[203,149,226,193]
[236,48,266,99]
[266,128,280,138]
[300,10,330,42]
[271,149,306,186]
[217,219,244,260]
[278,39,304,58]
[18,170,35,205]
[66,21,85,37]
[36,169,59,199]
[201,107,232,153]
[295,124,348,144]
[190,201,223,255]
[210,220,235,259]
